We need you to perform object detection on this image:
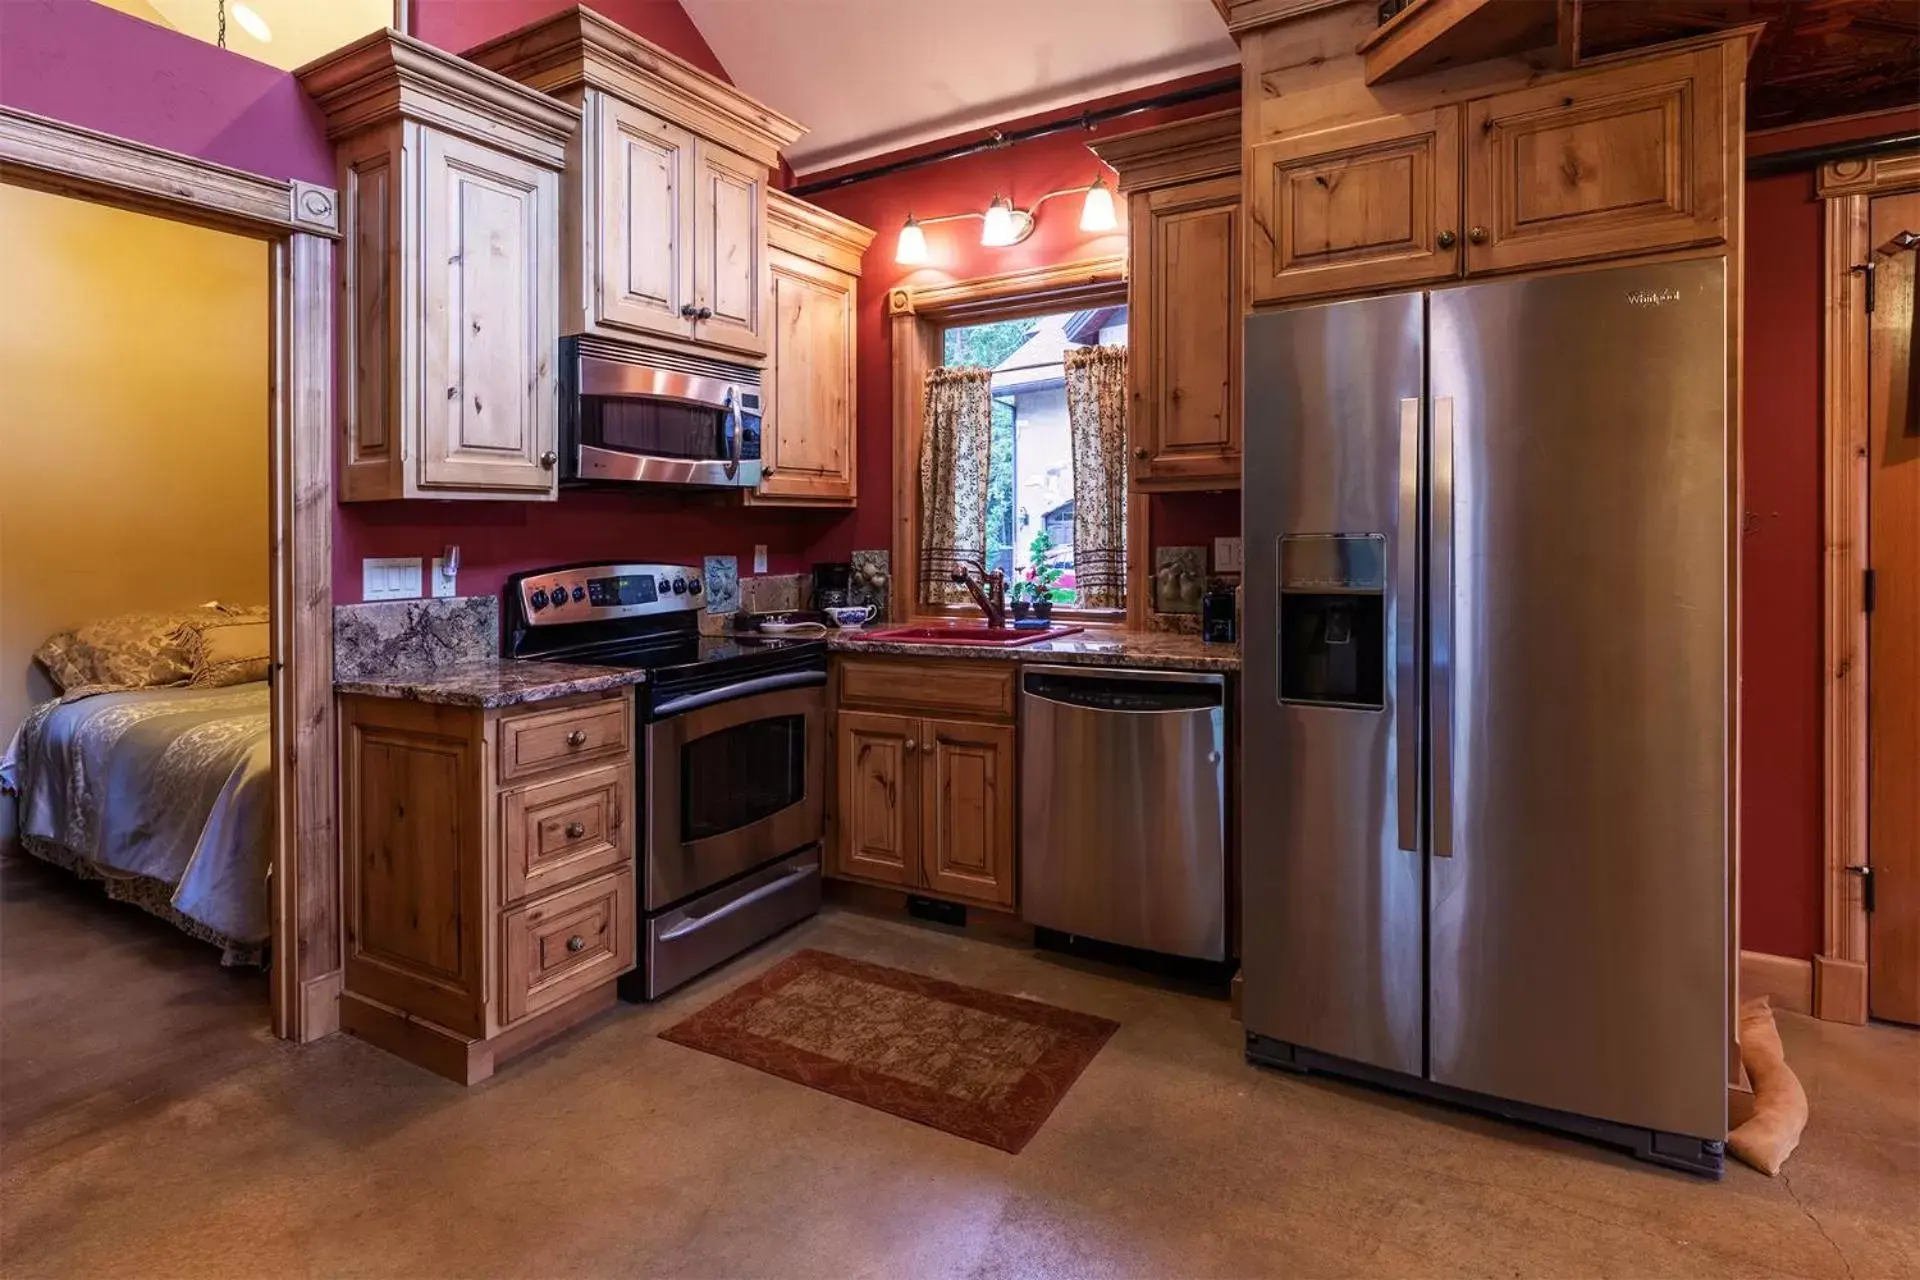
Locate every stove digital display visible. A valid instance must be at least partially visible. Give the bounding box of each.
[586,575,659,607]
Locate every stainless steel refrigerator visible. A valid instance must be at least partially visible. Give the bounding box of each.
[1241,259,1729,1177]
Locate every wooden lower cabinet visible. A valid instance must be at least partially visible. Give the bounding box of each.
[338,688,638,1084]
[829,659,1017,910]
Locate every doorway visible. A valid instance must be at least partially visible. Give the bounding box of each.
[1865,186,1918,1025]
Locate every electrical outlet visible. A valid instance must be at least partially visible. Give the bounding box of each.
[363,557,423,601]
[431,556,457,598]
[1214,537,1244,574]
[753,544,768,574]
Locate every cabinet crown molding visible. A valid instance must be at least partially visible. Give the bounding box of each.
[297,29,580,169]
[462,5,804,171]
[768,190,876,274]
[1088,109,1241,192]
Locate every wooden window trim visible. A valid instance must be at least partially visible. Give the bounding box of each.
[0,106,342,1044]
[887,256,1149,627]
[1814,148,1919,1024]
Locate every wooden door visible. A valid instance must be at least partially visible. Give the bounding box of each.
[595,99,697,341]
[1247,106,1462,304]
[919,718,1016,909]
[691,138,768,359]
[834,710,919,887]
[1869,188,1920,1025]
[1463,47,1730,276]
[1133,175,1241,487]
[757,246,857,503]
[418,130,558,496]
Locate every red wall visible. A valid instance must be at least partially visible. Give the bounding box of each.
[413,0,728,78]
[0,0,332,185]
[805,70,1243,572]
[1740,108,1920,958]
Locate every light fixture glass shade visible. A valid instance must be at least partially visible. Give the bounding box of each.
[1079,179,1117,232]
[230,1,272,41]
[895,217,928,266]
[980,196,1020,247]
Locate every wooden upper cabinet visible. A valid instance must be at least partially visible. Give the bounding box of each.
[1090,110,1243,489]
[301,31,577,503]
[691,139,768,358]
[595,100,696,341]
[1248,105,1463,304]
[1463,45,1733,275]
[752,193,875,507]
[464,8,804,368]
[920,718,1016,910]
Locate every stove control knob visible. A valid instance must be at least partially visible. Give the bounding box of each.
[657,577,672,593]
[672,577,688,595]
[571,586,586,603]
[529,589,549,610]
[547,590,565,609]
[688,578,703,596]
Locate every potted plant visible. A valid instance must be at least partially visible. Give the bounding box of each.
[1010,579,1033,621]
[1027,530,1067,621]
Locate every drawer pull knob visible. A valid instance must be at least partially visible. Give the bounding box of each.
[566,729,588,747]
[565,821,586,839]
[566,935,586,953]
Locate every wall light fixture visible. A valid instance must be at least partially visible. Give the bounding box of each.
[893,176,1119,265]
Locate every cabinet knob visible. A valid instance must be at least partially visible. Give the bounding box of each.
[565,729,587,747]
[680,303,698,318]
[1134,447,1150,461]
[1437,229,1457,249]
[566,935,586,953]
[922,741,933,755]
[696,306,714,320]
[904,738,917,751]
[1468,226,1488,245]
[540,451,558,470]
[565,821,586,839]
[762,464,776,477]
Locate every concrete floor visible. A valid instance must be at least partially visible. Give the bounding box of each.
[2,853,1916,1279]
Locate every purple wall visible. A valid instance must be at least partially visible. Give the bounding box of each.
[0,0,333,185]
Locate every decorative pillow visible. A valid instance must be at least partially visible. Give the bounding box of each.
[188,616,272,688]
[34,610,206,692]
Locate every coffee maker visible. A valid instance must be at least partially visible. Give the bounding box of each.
[812,562,852,611]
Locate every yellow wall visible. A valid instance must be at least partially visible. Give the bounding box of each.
[0,184,269,838]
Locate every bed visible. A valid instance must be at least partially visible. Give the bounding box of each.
[2,682,273,964]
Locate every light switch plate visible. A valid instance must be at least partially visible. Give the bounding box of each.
[363,556,423,601]
[1214,537,1244,573]
[753,544,769,574]
[430,556,457,598]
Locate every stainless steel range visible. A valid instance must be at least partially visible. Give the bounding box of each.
[506,562,825,999]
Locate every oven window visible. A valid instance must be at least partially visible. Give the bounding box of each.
[681,714,806,842]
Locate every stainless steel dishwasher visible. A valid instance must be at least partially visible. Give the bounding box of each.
[1020,665,1227,960]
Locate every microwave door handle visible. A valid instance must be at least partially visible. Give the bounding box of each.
[724,393,741,480]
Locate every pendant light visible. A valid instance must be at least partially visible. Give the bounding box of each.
[894,215,929,266]
[1079,177,1116,233]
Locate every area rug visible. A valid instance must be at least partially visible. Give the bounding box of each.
[660,948,1119,1153]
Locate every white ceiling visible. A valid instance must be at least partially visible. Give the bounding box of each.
[680,0,1238,176]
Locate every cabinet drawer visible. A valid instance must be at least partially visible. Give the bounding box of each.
[497,698,630,783]
[500,868,636,1025]
[837,658,1015,720]
[501,763,633,904]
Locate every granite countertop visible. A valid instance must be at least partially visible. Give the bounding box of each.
[825,628,1239,673]
[334,659,646,709]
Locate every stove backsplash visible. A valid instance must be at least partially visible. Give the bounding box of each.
[334,595,498,681]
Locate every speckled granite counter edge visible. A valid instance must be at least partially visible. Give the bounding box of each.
[335,661,647,709]
[824,632,1239,673]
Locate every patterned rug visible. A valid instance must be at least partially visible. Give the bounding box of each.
[660,949,1119,1153]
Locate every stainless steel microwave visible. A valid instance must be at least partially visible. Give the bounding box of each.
[558,336,762,488]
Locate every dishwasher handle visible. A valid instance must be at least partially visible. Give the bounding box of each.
[1021,665,1225,713]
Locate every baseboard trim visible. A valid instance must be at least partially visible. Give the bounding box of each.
[298,971,343,1042]
[1739,950,1812,1016]
[1813,953,1868,1024]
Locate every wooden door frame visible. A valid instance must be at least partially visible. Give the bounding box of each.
[886,256,1145,626]
[1817,148,1920,1023]
[0,107,343,1043]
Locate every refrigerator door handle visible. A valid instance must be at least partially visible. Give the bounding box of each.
[1396,396,1421,854]
[1431,394,1456,859]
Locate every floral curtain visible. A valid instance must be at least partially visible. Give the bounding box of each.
[919,365,994,606]
[1065,345,1129,610]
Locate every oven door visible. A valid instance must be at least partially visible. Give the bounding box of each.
[644,676,826,910]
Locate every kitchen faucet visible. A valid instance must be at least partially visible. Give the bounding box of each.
[950,562,1007,629]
